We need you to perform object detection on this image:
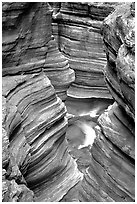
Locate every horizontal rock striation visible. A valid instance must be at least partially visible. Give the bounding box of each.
[2,2,74,100]
[43,37,75,101]
[51,2,116,99]
[2,73,82,201]
[2,2,80,200]
[2,2,135,202]
[77,2,135,202]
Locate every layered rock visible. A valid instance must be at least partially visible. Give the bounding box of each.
[2,2,81,201]
[2,73,82,201]
[44,37,75,100]
[77,2,135,202]
[2,85,34,202]
[51,2,116,99]
[102,2,135,119]
[78,105,134,201]
[2,2,135,202]
[2,2,75,100]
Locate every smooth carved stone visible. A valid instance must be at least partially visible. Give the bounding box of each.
[43,37,75,100]
[3,72,82,201]
[51,2,115,99]
[3,75,33,175]
[75,3,135,202]
[102,2,135,119]
[2,2,74,100]
[2,2,135,202]
[2,86,33,202]
[98,103,135,159]
[9,134,31,175]
[2,3,52,73]
[79,125,134,202]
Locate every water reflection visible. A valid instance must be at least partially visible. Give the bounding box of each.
[65,97,113,149]
[65,97,114,117]
[77,121,96,149]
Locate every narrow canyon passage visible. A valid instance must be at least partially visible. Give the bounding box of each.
[2,2,135,202]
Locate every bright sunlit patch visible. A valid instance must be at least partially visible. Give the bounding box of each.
[79,106,100,118]
[79,111,88,116]
[77,121,96,149]
[89,107,100,117]
[107,104,113,111]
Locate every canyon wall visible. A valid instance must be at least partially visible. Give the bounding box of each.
[78,2,135,201]
[61,3,135,202]
[2,2,82,202]
[2,2,135,202]
[2,2,75,101]
[51,2,116,99]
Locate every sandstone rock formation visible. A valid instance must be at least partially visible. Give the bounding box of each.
[77,2,135,201]
[2,73,82,202]
[102,2,135,120]
[60,2,135,202]
[2,2,81,202]
[2,2,75,101]
[51,2,116,99]
[2,2,135,203]
[2,87,34,202]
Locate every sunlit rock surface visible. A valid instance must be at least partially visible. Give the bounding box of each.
[101,2,135,119]
[44,37,75,101]
[2,2,135,202]
[2,85,34,202]
[2,2,74,100]
[2,73,82,201]
[75,2,135,202]
[61,2,135,202]
[2,2,80,201]
[98,102,135,159]
[51,2,117,99]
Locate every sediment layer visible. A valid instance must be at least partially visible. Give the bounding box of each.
[51,2,117,99]
[2,2,75,100]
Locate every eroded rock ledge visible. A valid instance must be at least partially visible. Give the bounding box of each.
[2,2,81,202]
[2,2,75,101]
[77,2,135,201]
[60,2,135,202]
[51,2,116,99]
[2,73,82,202]
[2,2,135,202]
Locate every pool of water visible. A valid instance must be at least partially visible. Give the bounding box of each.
[65,97,114,163]
[65,97,114,117]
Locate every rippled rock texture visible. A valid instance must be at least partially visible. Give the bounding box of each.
[75,2,135,202]
[51,2,116,99]
[102,2,135,120]
[2,73,82,202]
[2,2,75,100]
[2,86,34,202]
[2,2,135,203]
[2,2,81,202]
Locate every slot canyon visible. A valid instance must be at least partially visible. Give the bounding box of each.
[2,2,135,202]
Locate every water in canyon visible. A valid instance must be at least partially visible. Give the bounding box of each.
[65,97,114,170]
